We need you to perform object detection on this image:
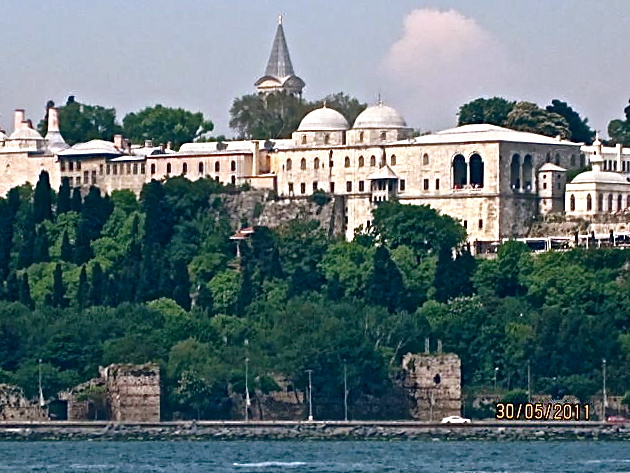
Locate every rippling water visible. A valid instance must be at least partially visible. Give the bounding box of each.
[0,441,628,472]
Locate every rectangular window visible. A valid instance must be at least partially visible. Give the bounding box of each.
[76,176,81,186]
[76,161,81,171]
[69,161,74,171]
[133,163,138,175]
[84,170,89,183]
[543,182,547,189]
[99,164,104,175]
[300,183,306,194]
[127,163,132,174]
[435,179,440,190]
[313,181,318,191]
[141,163,146,174]
[330,182,335,193]
[463,220,467,229]
[478,219,484,230]
[60,160,66,172]
[359,180,365,192]
[399,179,405,191]
[288,183,294,194]
[91,170,96,184]
[346,181,352,192]
[423,178,429,190]
[113,164,118,175]
[106,164,111,175]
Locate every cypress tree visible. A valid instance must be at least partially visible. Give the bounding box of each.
[0,201,12,281]
[5,272,19,302]
[60,230,73,262]
[89,262,105,306]
[76,265,89,309]
[141,180,173,248]
[19,273,33,309]
[33,225,50,263]
[171,259,191,310]
[71,187,82,213]
[56,177,72,216]
[33,170,53,223]
[17,219,35,269]
[51,263,67,308]
[366,245,405,312]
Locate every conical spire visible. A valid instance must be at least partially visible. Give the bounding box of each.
[264,16,295,79]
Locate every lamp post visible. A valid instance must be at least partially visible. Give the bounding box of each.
[494,367,499,391]
[602,358,607,421]
[343,363,348,422]
[527,360,531,402]
[245,357,250,421]
[306,369,314,421]
[38,359,44,408]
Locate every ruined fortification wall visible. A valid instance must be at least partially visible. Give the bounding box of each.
[103,363,160,422]
[0,384,46,421]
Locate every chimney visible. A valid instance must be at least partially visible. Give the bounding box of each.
[166,141,173,151]
[48,108,60,132]
[14,109,25,132]
[113,134,123,149]
[144,139,153,148]
[21,120,31,130]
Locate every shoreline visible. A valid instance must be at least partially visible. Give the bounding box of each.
[1,420,629,441]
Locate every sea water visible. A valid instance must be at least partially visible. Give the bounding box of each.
[0,440,628,472]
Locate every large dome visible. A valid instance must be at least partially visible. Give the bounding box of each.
[353,102,407,129]
[8,127,44,140]
[571,170,629,185]
[298,106,349,131]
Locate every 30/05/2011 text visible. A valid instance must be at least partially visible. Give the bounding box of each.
[495,402,591,421]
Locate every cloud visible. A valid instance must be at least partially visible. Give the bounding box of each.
[381,9,518,131]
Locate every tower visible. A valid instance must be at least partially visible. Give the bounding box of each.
[254,15,305,96]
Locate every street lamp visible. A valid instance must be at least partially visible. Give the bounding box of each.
[245,357,250,421]
[494,367,499,391]
[306,369,314,421]
[527,360,531,402]
[343,363,348,422]
[602,358,607,421]
[38,359,44,408]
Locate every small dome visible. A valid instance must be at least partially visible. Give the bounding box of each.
[9,127,44,140]
[571,171,629,185]
[353,102,407,129]
[298,106,349,131]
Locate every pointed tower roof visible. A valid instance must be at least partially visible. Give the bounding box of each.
[265,15,295,79]
[255,16,305,96]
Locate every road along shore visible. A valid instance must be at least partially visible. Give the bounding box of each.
[0,420,629,441]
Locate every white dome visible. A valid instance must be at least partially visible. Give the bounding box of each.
[298,106,349,131]
[9,127,44,140]
[571,171,629,185]
[353,102,407,129]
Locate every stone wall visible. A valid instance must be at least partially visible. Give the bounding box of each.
[401,353,461,421]
[0,384,46,421]
[103,363,160,422]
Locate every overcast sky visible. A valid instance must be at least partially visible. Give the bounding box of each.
[1,0,630,137]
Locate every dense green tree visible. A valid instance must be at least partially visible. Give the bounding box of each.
[546,99,594,144]
[76,266,89,309]
[141,180,174,248]
[365,246,404,312]
[32,171,53,224]
[56,178,72,216]
[19,273,33,309]
[504,101,570,138]
[0,200,13,281]
[89,262,106,307]
[33,225,51,263]
[607,98,630,146]
[122,105,214,150]
[37,97,123,146]
[4,272,19,302]
[51,263,67,308]
[458,97,515,126]
[71,187,82,213]
[310,92,367,125]
[60,231,73,262]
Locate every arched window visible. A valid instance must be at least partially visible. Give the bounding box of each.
[370,155,376,167]
[344,156,350,168]
[570,155,576,167]
[380,131,387,141]
[391,155,397,166]
[166,163,172,174]
[555,153,560,165]
[286,159,292,171]
[598,193,604,212]
[469,154,484,188]
[300,158,306,170]
[231,175,236,185]
[358,156,364,167]
[314,157,320,169]
[324,134,330,145]
[231,160,236,172]
[453,154,467,188]
[215,161,220,172]
[618,194,623,211]
[608,194,614,212]
[586,194,592,211]
[198,162,204,175]
[150,163,156,175]
[546,153,551,163]
[580,153,586,167]
[182,162,188,175]
[301,135,307,145]
[510,154,521,190]
[523,155,533,191]
[359,131,364,143]
[570,194,575,211]
[423,153,429,165]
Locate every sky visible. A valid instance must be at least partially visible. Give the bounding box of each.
[1,0,630,137]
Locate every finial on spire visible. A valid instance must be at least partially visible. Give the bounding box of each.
[323,99,327,108]
[278,13,283,25]
[377,91,383,105]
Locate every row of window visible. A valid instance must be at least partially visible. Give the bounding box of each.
[571,193,629,212]
[287,179,408,195]
[286,153,431,171]
[63,160,238,177]
[462,219,484,230]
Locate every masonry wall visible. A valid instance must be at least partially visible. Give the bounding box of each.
[103,363,160,422]
[0,153,60,197]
